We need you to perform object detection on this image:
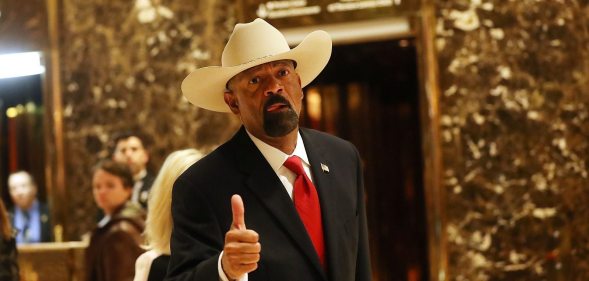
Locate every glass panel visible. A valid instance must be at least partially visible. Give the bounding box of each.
[302,38,428,280]
[0,73,49,240]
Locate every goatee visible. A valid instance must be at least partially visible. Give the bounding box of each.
[263,95,299,137]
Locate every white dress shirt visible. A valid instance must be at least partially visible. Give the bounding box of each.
[131,169,148,203]
[218,130,313,281]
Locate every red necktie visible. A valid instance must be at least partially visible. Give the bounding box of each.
[283,156,325,267]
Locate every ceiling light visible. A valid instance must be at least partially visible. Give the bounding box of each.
[0,51,45,79]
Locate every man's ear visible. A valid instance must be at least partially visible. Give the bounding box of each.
[224,91,240,114]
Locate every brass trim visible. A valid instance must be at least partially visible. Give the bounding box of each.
[413,2,447,281]
[280,17,413,46]
[17,241,88,252]
[45,0,67,242]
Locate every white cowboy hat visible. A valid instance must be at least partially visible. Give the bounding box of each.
[181,18,332,112]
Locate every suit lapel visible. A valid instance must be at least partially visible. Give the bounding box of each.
[229,127,327,279]
[301,129,343,281]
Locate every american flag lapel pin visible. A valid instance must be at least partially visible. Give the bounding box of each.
[321,163,330,174]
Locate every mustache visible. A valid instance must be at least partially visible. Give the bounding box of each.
[263,95,292,111]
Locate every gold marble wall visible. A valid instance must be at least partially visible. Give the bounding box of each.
[0,0,48,54]
[57,0,240,239]
[434,0,589,280]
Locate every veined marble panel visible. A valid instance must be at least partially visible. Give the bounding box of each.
[0,0,48,53]
[436,0,589,280]
[59,0,240,239]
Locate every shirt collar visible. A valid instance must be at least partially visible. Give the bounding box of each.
[246,129,310,173]
[97,215,111,228]
[134,169,147,182]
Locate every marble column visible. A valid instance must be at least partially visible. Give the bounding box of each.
[434,0,589,279]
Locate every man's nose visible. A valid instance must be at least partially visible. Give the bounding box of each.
[264,76,283,96]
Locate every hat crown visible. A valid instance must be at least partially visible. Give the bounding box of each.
[222,19,291,67]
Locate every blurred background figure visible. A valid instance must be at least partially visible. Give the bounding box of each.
[86,160,145,281]
[7,171,52,244]
[133,148,204,281]
[0,200,19,281]
[111,131,154,210]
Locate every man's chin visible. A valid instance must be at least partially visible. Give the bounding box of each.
[263,108,299,137]
[264,120,298,137]
[265,126,297,138]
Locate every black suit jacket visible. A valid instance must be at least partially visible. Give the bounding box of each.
[166,127,371,281]
[137,173,155,209]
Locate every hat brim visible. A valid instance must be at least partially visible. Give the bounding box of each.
[181,30,332,112]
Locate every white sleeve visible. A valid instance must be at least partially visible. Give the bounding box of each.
[218,251,248,281]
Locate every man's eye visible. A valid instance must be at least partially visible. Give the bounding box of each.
[279,69,289,76]
[249,77,260,84]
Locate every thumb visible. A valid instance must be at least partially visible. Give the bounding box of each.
[231,194,246,230]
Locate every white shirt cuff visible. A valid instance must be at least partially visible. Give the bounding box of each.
[218,251,248,281]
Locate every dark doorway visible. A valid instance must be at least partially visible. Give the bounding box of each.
[0,74,46,209]
[302,38,428,281]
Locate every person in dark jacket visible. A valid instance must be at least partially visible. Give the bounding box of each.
[111,131,155,210]
[86,160,145,281]
[0,200,19,281]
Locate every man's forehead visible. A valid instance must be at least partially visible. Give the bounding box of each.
[9,173,33,185]
[117,136,144,147]
[239,60,295,77]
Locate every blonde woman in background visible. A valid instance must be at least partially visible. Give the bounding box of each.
[134,149,204,281]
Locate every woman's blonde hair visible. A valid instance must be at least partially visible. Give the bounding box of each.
[145,148,204,254]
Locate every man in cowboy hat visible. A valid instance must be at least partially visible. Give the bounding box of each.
[167,18,371,281]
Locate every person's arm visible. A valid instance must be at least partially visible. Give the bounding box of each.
[166,179,260,281]
[217,252,248,281]
[1,238,20,281]
[165,177,227,281]
[133,252,154,281]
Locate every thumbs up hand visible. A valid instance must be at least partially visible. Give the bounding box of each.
[221,195,261,280]
[231,194,247,230]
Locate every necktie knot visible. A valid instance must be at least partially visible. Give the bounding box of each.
[284,156,305,176]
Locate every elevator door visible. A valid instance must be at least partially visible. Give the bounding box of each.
[0,74,46,208]
[302,39,428,281]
